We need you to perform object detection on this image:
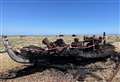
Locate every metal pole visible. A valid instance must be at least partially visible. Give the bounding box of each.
[93,35,95,51]
[103,32,106,45]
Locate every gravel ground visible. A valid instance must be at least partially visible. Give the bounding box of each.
[0,53,120,82]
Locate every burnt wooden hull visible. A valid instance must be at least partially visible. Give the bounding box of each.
[2,36,115,64]
[18,46,114,64]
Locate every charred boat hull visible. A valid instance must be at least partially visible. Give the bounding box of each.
[2,36,115,65]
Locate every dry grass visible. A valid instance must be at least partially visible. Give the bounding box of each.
[0,53,24,73]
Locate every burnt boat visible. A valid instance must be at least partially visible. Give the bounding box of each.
[2,33,116,65]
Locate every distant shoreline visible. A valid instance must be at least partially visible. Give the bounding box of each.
[0,34,120,37]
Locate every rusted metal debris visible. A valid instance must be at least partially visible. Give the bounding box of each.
[19,32,113,57]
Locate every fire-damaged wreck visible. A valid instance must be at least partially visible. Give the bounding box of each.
[2,32,118,65]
